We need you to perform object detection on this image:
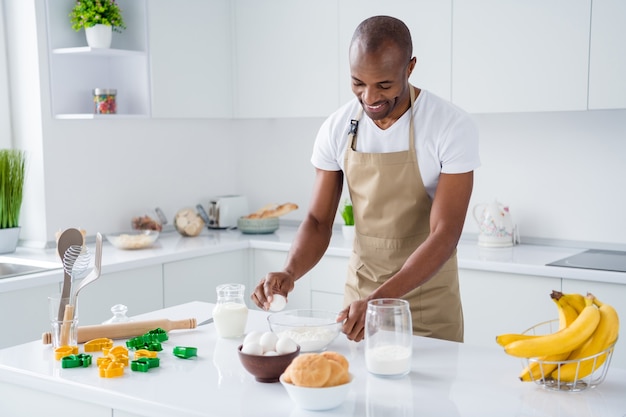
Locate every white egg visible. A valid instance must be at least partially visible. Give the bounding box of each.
[269,294,287,312]
[241,342,263,356]
[275,336,298,354]
[263,350,279,356]
[259,331,279,353]
[243,331,262,346]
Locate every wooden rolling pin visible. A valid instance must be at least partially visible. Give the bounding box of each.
[42,317,197,345]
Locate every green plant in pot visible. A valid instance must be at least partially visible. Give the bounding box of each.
[70,0,126,48]
[0,149,26,253]
[340,200,355,241]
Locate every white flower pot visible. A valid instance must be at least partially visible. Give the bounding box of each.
[342,225,355,242]
[85,24,112,48]
[0,227,20,254]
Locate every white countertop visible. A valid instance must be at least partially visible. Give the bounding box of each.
[0,301,624,417]
[1,226,624,294]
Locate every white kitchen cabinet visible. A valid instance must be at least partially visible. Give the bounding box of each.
[233,0,340,118]
[0,282,58,349]
[588,0,626,109]
[148,0,233,118]
[337,0,452,104]
[0,382,111,417]
[561,279,626,369]
[75,265,163,325]
[44,0,150,118]
[458,269,561,347]
[308,255,349,311]
[163,251,249,307]
[452,0,591,113]
[250,249,311,309]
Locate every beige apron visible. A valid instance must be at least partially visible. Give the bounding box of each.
[343,86,463,342]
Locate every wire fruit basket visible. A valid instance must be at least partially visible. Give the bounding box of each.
[521,320,616,392]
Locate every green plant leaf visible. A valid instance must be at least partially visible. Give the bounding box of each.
[0,149,26,229]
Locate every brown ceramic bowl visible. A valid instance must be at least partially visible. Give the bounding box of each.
[237,344,300,383]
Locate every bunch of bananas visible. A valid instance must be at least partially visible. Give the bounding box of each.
[496,291,619,382]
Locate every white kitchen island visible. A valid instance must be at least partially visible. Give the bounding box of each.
[1,301,625,417]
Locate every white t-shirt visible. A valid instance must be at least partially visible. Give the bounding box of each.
[311,90,481,199]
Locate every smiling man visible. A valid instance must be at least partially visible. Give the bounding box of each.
[251,15,480,343]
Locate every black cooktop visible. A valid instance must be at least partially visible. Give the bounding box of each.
[547,249,626,273]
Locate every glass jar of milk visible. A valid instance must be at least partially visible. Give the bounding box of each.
[365,298,413,377]
[213,283,249,338]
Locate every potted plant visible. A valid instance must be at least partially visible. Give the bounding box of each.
[0,149,26,254]
[69,0,126,48]
[340,199,355,241]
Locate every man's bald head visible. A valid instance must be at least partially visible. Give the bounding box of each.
[350,16,413,63]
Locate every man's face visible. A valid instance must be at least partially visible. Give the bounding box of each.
[349,40,415,125]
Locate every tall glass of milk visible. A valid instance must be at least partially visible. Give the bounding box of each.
[213,283,249,338]
[365,298,413,377]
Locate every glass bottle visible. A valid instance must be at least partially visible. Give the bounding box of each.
[213,283,248,338]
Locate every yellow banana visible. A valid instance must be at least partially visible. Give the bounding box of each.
[498,290,578,348]
[552,294,620,382]
[504,295,600,358]
[561,292,586,314]
[519,296,579,381]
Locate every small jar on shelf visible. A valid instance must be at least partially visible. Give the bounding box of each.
[93,88,117,114]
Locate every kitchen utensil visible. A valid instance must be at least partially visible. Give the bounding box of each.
[41,317,198,345]
[198,317,214,326]
[195,204,211,226]
[472,200,516,247]
[48,295,78,348]
[63,245,91,281]
[56,228,85,321]
[154,207,168,225]
[71,233,102,305]
[365,298,412,377]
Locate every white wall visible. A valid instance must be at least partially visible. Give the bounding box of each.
[17,108,626,248]
[236,109,626,249]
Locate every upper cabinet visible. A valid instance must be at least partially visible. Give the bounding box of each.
[233,0,340,118]
[148,0,233,118]
[337,0,452,105]
[588,0,626,110]
[451,0,591,113]
[44,0,150,118]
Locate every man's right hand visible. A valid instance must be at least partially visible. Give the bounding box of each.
[251,271,296,311]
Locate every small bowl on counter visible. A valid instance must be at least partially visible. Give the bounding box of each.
[237,217,279,234]
[268,309,342,352]
[105,230,159,250]
[280,372,354,411]
[237,344,301,383]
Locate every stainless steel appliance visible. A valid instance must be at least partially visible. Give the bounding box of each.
[206,195,249,229]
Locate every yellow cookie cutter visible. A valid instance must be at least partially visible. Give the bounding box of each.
[134,349,158,359]
[54,345,78,361]
[98,360,125,378]
[84,338,114,353]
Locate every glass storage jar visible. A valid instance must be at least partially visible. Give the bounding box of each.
[93,88,117,114]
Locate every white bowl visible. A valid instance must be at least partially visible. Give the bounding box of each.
[268,309,342,352]
[280,373,353,411]
[105,230,159,250]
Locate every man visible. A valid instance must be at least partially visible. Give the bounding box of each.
[251,16,480,343]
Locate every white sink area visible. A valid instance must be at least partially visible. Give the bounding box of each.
[0,256,61,280]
